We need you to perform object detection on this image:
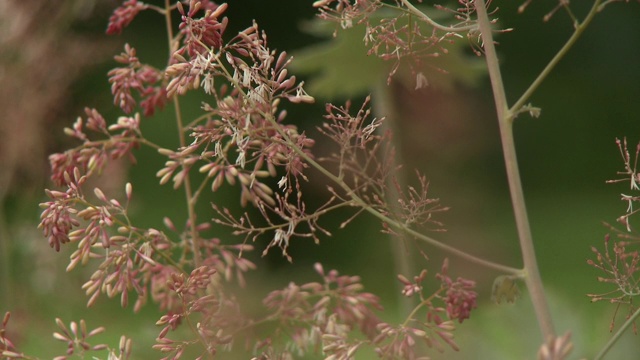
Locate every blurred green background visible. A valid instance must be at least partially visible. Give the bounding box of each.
[1,0,639,358]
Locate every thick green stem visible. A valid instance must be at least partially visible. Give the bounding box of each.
[475,0,555,340]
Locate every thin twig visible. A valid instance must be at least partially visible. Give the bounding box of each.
[262,94,520,275]
[399,0,477,32]
[595,306,640,360]
[510,0,603,117]
[593,308,640,360]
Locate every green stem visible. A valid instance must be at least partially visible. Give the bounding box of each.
[164,0,201,267]
[594,306,640,360]
[402,288,443,328]
[398,0,477,32]
[475,0,555,340]
[510,0,602,116]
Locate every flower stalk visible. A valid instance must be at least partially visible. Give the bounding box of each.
[164,0,201,266]
[474,0,555,340]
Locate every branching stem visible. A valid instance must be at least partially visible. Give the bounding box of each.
[210,38,517,275]
[475,0,555,340]
[510,0,603,116]
[263,104,520,275]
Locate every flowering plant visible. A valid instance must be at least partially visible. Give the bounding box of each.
[1,0,639,359]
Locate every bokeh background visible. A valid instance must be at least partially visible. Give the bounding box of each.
[1,0,640,358]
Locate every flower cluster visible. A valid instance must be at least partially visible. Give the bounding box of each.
[176,1,228,57]
[52,318,107,360]
[108,44,167,116]
[314,0,481,86]
[365,12,462,84]
[31,1,481,359]
[584,138,640,336]
[313,0,382,32]
[587,234,640,332]
[587,138,640,333]
[374,320,458,357]
[106,0,148,35]
[437,259,477,323]
[258,263,382,358]
[158,2,317,221]
[372,261,477,357]
[607,138,640,231]
[160,18,319,257]
[319,97,448,231]
[588,234,640,302]
[210,96,448,262]
[398,270,427,297]
[153,265,233,358]
[47,107,142,187]
[1,312,131,360]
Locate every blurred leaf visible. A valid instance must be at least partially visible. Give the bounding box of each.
[492,275,522,304]
[291,8,486,100]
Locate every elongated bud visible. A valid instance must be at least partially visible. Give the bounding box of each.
[94,188,108,203]
[125,182,132,201]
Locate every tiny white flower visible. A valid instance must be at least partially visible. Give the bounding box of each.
[362,117,383,140]
[202,72,214,94]
[415,72,428,90]
[622,193,634,213]
[340,15,353,29]
[631,173,640,190]
[236,150,246,169]
[278,176,287,189]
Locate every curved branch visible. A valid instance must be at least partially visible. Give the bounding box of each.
[399,0,477,33]
[510,0,603,117]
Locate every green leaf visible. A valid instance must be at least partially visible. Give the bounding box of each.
[491,275,522,304]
